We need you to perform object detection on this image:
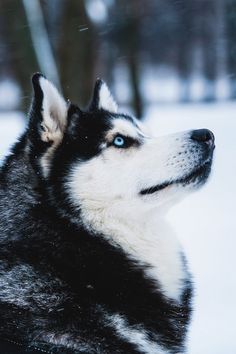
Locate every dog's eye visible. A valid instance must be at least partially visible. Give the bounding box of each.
[113,135,125,147]
[110,135,138,149]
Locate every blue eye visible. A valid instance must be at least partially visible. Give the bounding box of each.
[113,136,125,147]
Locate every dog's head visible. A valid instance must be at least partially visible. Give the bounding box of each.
[29,74,215,222]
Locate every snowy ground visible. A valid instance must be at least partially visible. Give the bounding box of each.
[0,103,235,354]
[0,111,25,162]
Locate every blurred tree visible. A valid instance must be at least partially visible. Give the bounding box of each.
[23,0,61,89]
[108,0,144,118]
[226,0,236,98]
[0,0,234,113]
[0,0,38,110]
[199,0,218,101]
[56,0,99,107]
[174,0,195,102]
[214,0,228,96]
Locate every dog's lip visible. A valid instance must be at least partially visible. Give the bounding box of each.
[139,160,212,196]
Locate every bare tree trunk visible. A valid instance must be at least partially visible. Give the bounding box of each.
[115,0,143,118]
[214,0,227,79]
[22,0,61,89]
[200,1,217,101]
[226,0,236,98]
[0,0,38,111]
[127,54,142,118]
[176,1,194,102]
[57,0,99,107]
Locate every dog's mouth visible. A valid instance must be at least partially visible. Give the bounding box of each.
[140,159,213,196]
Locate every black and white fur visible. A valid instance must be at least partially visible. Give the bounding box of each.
[0,74,215,353]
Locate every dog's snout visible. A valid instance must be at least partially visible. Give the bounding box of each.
[190,129,214,145]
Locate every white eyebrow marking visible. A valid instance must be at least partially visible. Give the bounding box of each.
[106,118,140,140]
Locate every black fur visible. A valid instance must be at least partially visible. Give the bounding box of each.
[0,76,193,354]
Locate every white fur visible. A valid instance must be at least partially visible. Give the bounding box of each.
[78,199,187,301]
[98,82,118,113]
[39,76,67,142]
[66,119,201,301]
[43,332,92,352]
[38,77,67,176]
[106,313,170,354]
[0,263,64,310]
[41,143,60,177]
[106,118,141,140]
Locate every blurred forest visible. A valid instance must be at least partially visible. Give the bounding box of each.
[0,0,235,117]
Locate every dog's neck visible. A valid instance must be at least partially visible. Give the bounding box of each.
[79,199,188,303]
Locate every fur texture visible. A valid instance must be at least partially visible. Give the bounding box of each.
[0,74,215,353]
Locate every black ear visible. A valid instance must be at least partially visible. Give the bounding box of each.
[31,73,68,143]
[90,79,118,113]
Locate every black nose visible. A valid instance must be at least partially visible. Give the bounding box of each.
[191,129,214,144]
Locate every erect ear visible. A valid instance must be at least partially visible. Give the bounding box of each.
[90,79,118,113]
[30,73,67,143]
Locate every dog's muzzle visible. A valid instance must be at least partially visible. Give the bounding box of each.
[140,129,215,196]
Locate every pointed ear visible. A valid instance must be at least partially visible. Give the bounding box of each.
[31,73,67,143]
[90,79,118,113]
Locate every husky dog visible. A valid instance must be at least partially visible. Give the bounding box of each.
[0,74,215,354]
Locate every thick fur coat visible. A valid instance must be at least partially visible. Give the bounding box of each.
[0,74,214,353]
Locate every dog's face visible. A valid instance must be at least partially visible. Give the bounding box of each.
[29,75,215,219]
[65,114,214,214]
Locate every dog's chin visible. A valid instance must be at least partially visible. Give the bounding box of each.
[140,159,213,196]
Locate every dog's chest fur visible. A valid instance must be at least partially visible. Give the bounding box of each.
[80,203,188,303]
